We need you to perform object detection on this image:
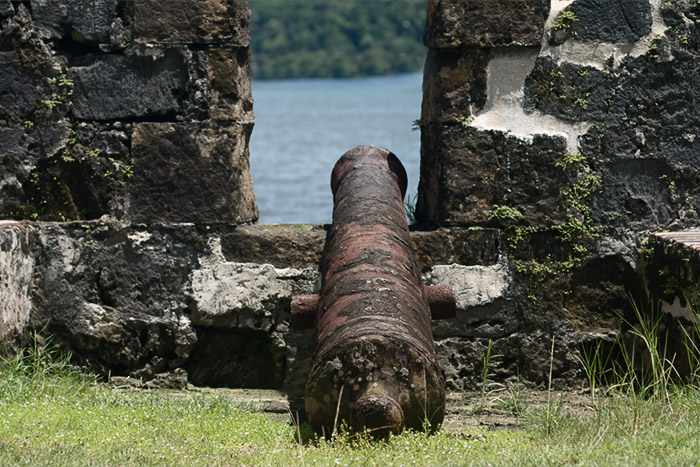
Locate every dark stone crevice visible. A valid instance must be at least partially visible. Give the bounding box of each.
[186,327,285,389]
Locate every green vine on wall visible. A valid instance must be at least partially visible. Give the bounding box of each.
[502,152,603,300]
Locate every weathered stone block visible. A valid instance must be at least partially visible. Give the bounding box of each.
[69,51,188,120]
[132,0,250,46]
[424,0,546,48]
[13,122,131,222]
[549,0,651,45]
[424,261,519,339]
[207,46,253,122]
[410,228,501,271]
[29,0,119,43]
[661,0,700,39]
[417,125,567,227]
[0,222,33,345]
[0,52,41,120]
[0,0,14,16]
[32,223,201,374]
[435,328,586,390]
[591,158,678,232]
[221,224,326,268]
[130,122,258,224]
[188,261,316,329]
[421,48,488,124]
[645,231,700,307]
[565,255,640,333]
[185,257,316,389]
[219,223,503,273]
[524,57,617,123]
[28,222,317,386]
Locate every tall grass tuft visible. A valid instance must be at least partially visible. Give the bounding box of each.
[0,331,96,402]
[680,291,700,386]
[576,295,700,434]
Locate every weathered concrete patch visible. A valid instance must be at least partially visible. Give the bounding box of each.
[186,236,317,389]
[423,261,510,310]
[471,49,591,153]
[189,257,317,330]
[424,259,520,340]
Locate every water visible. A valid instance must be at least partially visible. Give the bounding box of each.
[249,72,423,224]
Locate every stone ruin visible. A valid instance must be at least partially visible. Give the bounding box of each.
[1,0,699,401]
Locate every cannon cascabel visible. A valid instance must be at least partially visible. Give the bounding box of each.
[302,145,447,437]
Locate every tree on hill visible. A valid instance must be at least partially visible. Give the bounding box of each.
[249,0,427,80]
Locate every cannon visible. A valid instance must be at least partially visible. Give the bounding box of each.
[291,145,455,437]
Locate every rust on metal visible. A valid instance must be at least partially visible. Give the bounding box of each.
[425,284,457,320]
[299,145,450,437]
[292,284,456,330]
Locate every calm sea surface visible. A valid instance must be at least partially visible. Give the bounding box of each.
[249,72,423,224]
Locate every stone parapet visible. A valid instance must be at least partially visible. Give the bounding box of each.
[417,0,700,387]
[0,0,256,224]
[0,221,538,392]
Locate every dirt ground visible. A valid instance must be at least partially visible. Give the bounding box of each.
[150,386,596,432]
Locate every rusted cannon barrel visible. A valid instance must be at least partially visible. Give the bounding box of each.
[298,145,451,437]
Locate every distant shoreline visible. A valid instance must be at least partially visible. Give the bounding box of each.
[249,0,427,80]
[250,70,424,84]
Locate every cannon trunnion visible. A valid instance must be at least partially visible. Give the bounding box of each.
[292,146,454,437]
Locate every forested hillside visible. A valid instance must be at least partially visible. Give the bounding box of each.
[249,0,427,80]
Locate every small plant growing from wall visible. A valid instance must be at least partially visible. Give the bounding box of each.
[504,152,603,301]
[489,205,523,223]
[549,10,578,44]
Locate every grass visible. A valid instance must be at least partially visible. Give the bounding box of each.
[404,190,417,225]
[2,312,700,465]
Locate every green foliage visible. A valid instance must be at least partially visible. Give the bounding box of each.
[0,332,96,403]
[550,10,578,31]
[3,311,700,465]
[41,98,63,110]
[555,152,585,170]
[489,205,523,222]
[249,0,427,79]
[578,297,700,436]
[505,153,602,298]
[404,190,418,225]
[647,35,663,59]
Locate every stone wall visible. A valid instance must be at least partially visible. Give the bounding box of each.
[0,0,256,223]
[418,0,700,383]
[0,0,271,385]
[2,0,699,394]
